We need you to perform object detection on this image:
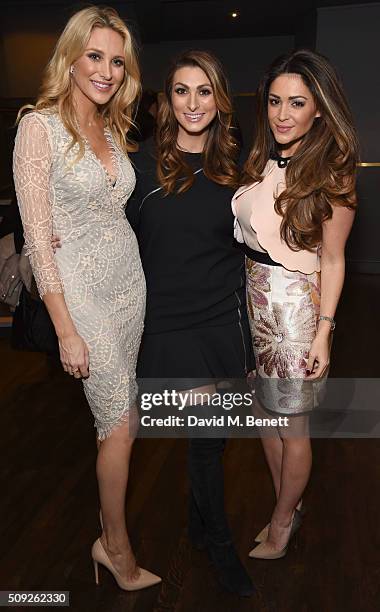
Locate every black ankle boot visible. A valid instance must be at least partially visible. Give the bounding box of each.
[188,437,255,597]
[205,536,255,597]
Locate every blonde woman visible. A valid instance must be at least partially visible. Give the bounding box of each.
[13,6,161,590]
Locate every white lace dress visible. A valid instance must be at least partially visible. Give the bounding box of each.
[13,111,146,439]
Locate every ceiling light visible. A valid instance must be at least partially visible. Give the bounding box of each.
[230,11,239,19]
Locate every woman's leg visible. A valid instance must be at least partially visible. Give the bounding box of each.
[188,437,229,542]
[96,406,140,580]
[253,398,283,502]
[254,397,304,511]
[185,385,254,596]
[263,417,311,551]
[183,384,230,545]
[246,262,316,555]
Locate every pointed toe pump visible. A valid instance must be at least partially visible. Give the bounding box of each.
[91,539,162,591]
[253,503,305,543]
[248,510,302,560]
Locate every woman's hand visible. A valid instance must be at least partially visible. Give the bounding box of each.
[49,235,86,378]
[51,234,61,253]
[58,332,90,379]
[306,332,331,380]
[246,369,256,391]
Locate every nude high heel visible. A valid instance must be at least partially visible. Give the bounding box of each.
[253,502,305,543]
[91,539,162,591]
[253,522,270,544]
[248,510,302,560]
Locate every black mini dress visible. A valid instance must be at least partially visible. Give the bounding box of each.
[127,142,253,391]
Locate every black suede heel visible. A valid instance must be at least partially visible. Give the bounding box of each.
[205,536,255,597]
[188,437,255,597]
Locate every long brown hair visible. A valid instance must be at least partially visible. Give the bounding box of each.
[18,6,140,160]
[242,49,359,251]
[156,50,239,194]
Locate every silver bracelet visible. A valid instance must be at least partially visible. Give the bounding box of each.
[318,315,336,331]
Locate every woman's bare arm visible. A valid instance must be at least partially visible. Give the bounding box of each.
[306,204,355,379]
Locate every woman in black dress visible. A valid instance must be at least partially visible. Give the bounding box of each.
[127,50,254,597]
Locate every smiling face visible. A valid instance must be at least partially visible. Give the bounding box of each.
[71,26,125,108]
[268,73,321,156]
[171,66,217,146]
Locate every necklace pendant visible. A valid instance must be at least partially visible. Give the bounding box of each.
[269,150,292,168]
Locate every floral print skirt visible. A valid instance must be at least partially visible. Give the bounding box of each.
[246,257,327,416]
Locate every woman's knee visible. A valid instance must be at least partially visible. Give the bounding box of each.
[282,436,311,457]
[99,418,138,447]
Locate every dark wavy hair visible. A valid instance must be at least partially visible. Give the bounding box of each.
[241,49,359,251]
[156,50,240,194]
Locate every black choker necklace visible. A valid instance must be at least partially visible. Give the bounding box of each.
[269,151,292,168]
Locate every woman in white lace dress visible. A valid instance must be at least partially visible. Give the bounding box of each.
[13,6,160,591]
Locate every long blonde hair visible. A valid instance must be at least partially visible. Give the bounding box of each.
[18,5,140,158]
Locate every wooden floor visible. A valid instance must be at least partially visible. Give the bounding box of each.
[0,272,379,612]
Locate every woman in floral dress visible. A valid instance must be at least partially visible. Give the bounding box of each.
[232,49,359,559]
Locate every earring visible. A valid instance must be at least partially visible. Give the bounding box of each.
[70,66,74,75]
[217,109,222,122]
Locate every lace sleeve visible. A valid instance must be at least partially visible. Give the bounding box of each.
[13,113,64,298]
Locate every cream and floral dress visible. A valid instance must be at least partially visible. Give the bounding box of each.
[232,159,326,415]
[13,111,146,439]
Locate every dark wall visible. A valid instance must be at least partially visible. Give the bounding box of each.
[295,9,317,49]
[317,3,379,160]
[140,36,294,93]
[317,3,380,273]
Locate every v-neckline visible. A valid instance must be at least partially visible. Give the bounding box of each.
[81,124,119,188]
[89,127,118,187]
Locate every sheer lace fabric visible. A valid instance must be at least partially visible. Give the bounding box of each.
[13,113,63,295]
[13,111,146,439]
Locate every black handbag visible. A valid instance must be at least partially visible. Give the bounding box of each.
[11,284,59,355]
[0,252,23,308]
